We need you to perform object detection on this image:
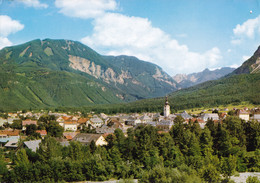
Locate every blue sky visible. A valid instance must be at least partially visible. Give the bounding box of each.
[0,0,260,75]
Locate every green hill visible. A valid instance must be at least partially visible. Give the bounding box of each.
[0,39,177,111]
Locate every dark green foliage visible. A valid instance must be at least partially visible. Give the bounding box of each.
[10,119,22,129]
[46,121,64,137]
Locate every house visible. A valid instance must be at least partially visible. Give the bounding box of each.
[200,113,219,121]
[219,113,227,119]
[77,118,88,129]
[63,132,80,141]
[78,118,88,125]
[96,125,116,134]
[140,115,152,123]
[72,133,108,146]
[253,114,260,122]
[0,118,7,126]
[36,130,47,138]
[177,111,192,120]
[63,122,78,131]
[190,118,206,129]
[0,130,20,147]
[4,139,19,150]
[236,110,250,121]
[57,116,65,123]
[87,117,104,128]
[156,120,173,131]
[23,140,41,152]
[100,113,108,119]
[125,118,142,126]
[22,119,37,130]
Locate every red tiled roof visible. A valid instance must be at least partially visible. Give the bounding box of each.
[36,130,47,136]
[78,118,88,123]
[22,120,37,126]
[64,121,77,125]
[63,132,79,139]
[62,116,71,121]
[64,135,73,140]
[0,130,20,136]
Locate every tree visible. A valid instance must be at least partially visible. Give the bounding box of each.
[0,150,8,182]
[68,141,84,161]
[246,176,260,183]
[214,123,232,157]
[46,121,64,137]
[37,136,62,162]
[90,140,97,153]
[200,127,213,156]
[170,116,185,146]
[10,120,22,129]
[201,164,221,183]
[221,155,237,179]
[25,124,41,139]
[13,149,33,182]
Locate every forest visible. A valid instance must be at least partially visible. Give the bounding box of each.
[0,116,260,182]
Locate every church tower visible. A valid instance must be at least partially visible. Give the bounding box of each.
[164,96,170,117]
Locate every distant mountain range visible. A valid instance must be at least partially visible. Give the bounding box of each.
[94,45,260,113]
[0,39,177,111]
[172,67,235,88]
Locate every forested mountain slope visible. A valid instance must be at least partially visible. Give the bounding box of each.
[0,39,177,111]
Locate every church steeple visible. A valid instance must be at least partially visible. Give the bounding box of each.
[165,96,169,105]
[164,96,170,117]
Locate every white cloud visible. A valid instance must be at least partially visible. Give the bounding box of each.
[242,55,250,61]
[0,15,24,37]
[18,0,48,8]
[229,64,240,68]
[0,37,12,49]
[55,0,117,19]
[231,39,242,45]
[233,15,260,38]
[81,13,222,75]
[0,15,24,49]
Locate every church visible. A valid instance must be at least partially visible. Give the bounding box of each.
[164,96,170,117]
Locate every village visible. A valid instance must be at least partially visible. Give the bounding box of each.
[0,97,260,152]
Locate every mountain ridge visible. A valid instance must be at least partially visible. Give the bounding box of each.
[0,38,178,110]
[172,67,235,88]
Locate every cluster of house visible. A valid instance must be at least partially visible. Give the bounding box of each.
[0,98,259,152]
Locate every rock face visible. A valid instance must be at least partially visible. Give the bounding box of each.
[173,67,235,89]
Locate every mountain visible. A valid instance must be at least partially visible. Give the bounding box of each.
[95,46,260,113]
[232,46,260,75]
[172,67,235,88]
[0,39,177,111]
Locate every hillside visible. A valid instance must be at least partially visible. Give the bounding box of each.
[173,67,235,88]
[87,72,260,114]
[0,39,177,111]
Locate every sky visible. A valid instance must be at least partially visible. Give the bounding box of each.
[0,0,260,75]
